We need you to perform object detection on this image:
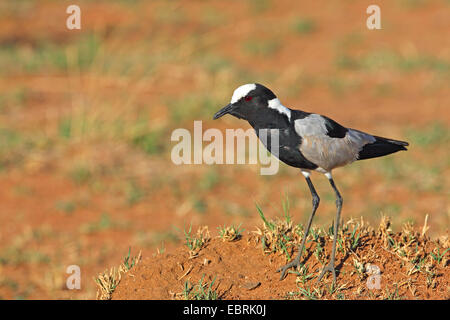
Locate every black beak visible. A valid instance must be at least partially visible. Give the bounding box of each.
[213,103,233,120]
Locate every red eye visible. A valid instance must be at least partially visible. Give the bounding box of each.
[244,95,253,101]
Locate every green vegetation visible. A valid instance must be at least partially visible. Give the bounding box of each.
[430,247,449,265]
[183,224,210,253]
[130,129,166,155]
[335,50,450,74]
[167,94,223,124]
[192,197,207,214]
[68,165,93,185]
[80,213,120,234]
[255,202,298,260]
[182,275,218,300]
[243,39,280,57]
[125,180,146,206]
[0,227,53,266]
[134,228,180,248]
[95,248,141,300]
[292,18,317,34]
[55,200,77,214]
[123,247,138,271]
[0,34,101,75]
[217,223,244,242]
[249,0,272,13]
[199,169,220,190]
[406,122,449,147]
[0,87,29,112]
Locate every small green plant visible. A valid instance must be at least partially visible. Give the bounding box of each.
[55,200,76,214]
[384,285,401,300]
[217,223,244,242]
[309,227,320,243]
[183,225,210,257]
[95,248,141,300]
[123,247,137,271]
[243,39,280,57]
[131,129,165,155]
[192,198,207,214]
[297,286,317,300]
[183,275,218,300]
[255,203,275,231]
[80,213,114,234]
[327,224,334,237]
[292,18,317,34]
[350,225,361,250]
[430,247,449,265]
[125,180,146,206]
[254,202,302,260]
[58,117,73,139]
[281,194,291,224]
[352,258,365,279]
[337,235,345,254]
[336,292,346,299]
[157,242,165,254]
[69,165,92,185]
[199,169,220,190]
[249,0,271,13]
[295,265,314,284]
[184,225,200,251]
[313,242,324,263]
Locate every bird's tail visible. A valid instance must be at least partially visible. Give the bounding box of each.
[357,136,409,160]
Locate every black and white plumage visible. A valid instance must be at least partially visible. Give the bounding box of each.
[213,83,409,283]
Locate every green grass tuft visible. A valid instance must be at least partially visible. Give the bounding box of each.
[183,274,218,300]
[292,18,317,34]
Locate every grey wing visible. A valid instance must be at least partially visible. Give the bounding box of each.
[295,115,375,171]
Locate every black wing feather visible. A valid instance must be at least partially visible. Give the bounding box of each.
[323,116,348,138]
[358,136,409,160]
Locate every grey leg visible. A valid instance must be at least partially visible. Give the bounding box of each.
[278,171,320,280]
[317,174,343,283]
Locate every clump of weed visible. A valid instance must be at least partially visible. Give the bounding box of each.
[184,225,211,258]
[130,129,165,155]
[252,203,302,260]
[68,165,92,185]
[80,213,115,234]
[55,200,76,215]
[375,214,448,290]
[125,180,146,206]
[95,249,141,300]
[289,283,347,300]
[243,39,280,57]
[292,17,317,34]
[294,264,315,284]
[180,274,218,300]
[337,218,372,256]
[377,215,394,248]
[430,246,449,267]
[217,223,244,242]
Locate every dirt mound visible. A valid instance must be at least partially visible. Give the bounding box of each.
[100,217,449,300]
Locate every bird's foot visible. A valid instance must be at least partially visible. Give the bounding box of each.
[317,261,336,283]
[277,257,302,281]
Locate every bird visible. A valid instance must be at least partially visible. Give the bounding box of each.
[213,83,409,283]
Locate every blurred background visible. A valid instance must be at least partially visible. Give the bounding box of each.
[0,0,448,299]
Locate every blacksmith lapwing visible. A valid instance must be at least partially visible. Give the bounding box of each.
[213,83,409,283]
